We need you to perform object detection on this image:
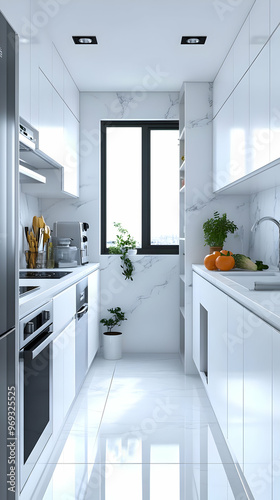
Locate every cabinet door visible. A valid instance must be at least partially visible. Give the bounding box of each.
[233,17,250,86]
[38,69,54,159]
[227,298,244,470]
[88,270,100,368]
[207,285,228,437]
[269,24,280,163]
[243,309,273,500]
[63,318,76,417]
[52,329,64,438]
[64,66,79,120]
[63,105,79,197]
[249,42,270,173]
[213,94,234,191]
[232,73,250,181]
[249,0,270,63]
[213,45,234,116]
[53,284,76,334]
[270,0,280,33]
[192,272,201,371]
[52,89,64,167]
[52,44,64,99]
[273,329,280,500]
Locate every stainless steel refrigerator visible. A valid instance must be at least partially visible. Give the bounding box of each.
[0,10,18,500]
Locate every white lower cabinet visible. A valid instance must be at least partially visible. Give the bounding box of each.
[227,298,244,470]
[52,328,64,438]
[193,271,277,500]
[207,285,227,438]
[243,308,273,500]
[192,273,227,436]
[88,270,100,368]
[63,319,76,417]
[52,319,75,437]
[53,285,76,438]
[273,330,280,500]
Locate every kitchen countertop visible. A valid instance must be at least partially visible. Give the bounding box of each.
[19,263,99,318]
[192,264,280,332]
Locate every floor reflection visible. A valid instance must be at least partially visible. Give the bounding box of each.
[32,354,251,500]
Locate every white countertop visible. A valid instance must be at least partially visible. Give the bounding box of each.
[19,263,100,318]
[192,264,280,332]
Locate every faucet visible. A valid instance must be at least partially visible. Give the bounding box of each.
[251,216,280,270]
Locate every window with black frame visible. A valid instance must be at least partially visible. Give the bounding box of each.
[101,120,179,255]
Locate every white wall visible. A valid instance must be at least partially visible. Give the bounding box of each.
[41,91,181,353]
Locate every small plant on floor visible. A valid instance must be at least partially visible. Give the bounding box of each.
[109,222,137,281]
[100,307,127,332]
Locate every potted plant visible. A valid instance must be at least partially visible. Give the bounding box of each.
[203,211,238,252]
[100,307,127,360]
[109,222,137,280]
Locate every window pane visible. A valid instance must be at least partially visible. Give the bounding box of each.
[106,127,142,247]
[150,130,179,245]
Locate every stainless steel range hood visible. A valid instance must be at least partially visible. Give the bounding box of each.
[19,117,62,170]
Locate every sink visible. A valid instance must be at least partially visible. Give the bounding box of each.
[219,271,280,290]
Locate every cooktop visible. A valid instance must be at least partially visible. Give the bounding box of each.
[20,271,72,279]
[19,285,40,296]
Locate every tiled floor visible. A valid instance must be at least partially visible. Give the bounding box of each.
[32,354,250,499]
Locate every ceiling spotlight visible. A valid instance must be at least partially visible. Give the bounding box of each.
[72,36,98,45]
[181,36,207,45]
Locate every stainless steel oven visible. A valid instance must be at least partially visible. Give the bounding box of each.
[19,301,53,490]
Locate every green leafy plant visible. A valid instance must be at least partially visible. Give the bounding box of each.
[100,307,127,332]
[203,211,238,247]
[109,222,136,281]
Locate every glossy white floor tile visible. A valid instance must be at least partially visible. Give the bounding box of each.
[32,354,251,499]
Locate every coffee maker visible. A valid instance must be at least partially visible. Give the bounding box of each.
[53,222,89,265]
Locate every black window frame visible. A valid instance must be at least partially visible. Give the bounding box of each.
[101,120,179,255]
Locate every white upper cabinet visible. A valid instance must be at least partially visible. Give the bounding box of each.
[213,45,234,117]
[63,105,79,197]
[249,0,270,63]
[52,44,64,99]
[249,42,270,173]
[231,73,250,182]
[64,66,79,120]
[269,24,280,163]
[213,93,234,191]
[270,0,280,33]
[52,88,64,167]
[38,69,54,160]
[233,17,250,86]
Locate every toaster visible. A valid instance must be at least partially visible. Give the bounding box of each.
[53,222,89,265]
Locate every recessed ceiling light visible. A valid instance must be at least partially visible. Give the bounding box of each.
[72,36,98,45]
[181,36,207,45]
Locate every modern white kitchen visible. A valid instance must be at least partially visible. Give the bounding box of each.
[1,0,280,499]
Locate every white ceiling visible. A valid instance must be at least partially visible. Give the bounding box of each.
[2,0,256,92]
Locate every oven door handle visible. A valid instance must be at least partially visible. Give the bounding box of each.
[20,326,58,360]
[76,304,88,319]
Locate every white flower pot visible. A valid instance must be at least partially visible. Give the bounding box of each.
[103,332,122,360]
[127,249,137,256]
